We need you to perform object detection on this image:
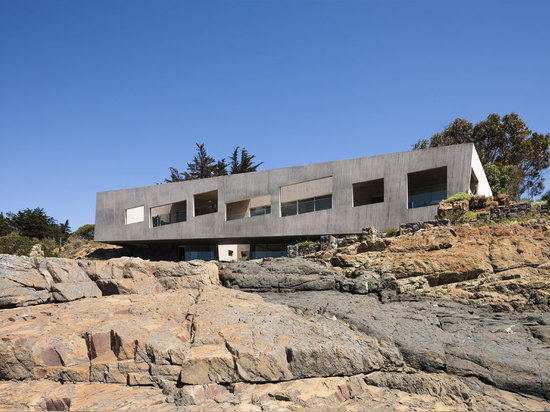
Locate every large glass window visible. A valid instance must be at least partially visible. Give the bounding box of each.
[408,167,447,208]
[182,245,215,261]
[298,197,315,214]
[250,244,288,259]
[281,195,332,217]
[280,177,332,216]
[314,194,332,211]
[151,201,186,228]
[353,179,384,207]
[281,201,298,217]
[226,194,271,221]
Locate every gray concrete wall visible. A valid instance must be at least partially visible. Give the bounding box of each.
[95,144,482,243]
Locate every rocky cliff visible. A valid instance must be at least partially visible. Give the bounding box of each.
[0,220,549,410]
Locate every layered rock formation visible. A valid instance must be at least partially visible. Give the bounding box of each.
[1,220,549,410]
[222,220,550,311]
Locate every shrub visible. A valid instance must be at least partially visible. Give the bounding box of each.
[0,232,34,256]
[72,224,95,241]
[442,192,472,203]
[457,211,478,224]
[383,228,398,236]
[61,235,88,258]
[296,240,316,247]
[40,237,60,257]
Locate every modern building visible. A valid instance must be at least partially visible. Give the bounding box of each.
[95,143,491,261]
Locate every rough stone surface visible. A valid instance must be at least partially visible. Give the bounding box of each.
[0,254,218,309]
[1,220,550,410]
[0,380,176,410]
[219,258,337,292]
[263,291,550,400]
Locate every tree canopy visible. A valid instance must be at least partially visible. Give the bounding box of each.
[413,113,550,198]
[7,208,61,239]
[164,143,263,183]
[229,146,263,174]
[0,208,76,257]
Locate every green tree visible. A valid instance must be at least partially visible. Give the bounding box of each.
[213,159,229,176]
[413,113,550,198]
[229,146,264,174]
[165,142,263,182]
[164,167,185,183]
[7,208,57,239]
[183,143,217,180]
[0,212,12,237]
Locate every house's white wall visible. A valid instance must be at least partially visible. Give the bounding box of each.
[471,147,492,196]
[218,244,250,262]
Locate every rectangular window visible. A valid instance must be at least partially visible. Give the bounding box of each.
[226,194,271,221]
[282,195,332,216]
[281,201,297,217]
[314,194,332,211]
[151,201,186,228]
[353,178,384,207]
[408,167,447,209]
[250,205,271,217]
[194,190,218,216]
[280,177,333,217]
[125,206,144,225]
[298,197,315,214]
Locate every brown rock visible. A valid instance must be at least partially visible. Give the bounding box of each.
[180,344,236,384]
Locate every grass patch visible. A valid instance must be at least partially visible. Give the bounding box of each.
[457,211,478,224]
[296,240,316,247]
[442,192,472,203]
[383,228,398,236]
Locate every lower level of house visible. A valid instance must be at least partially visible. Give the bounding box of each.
[119,240,295,262]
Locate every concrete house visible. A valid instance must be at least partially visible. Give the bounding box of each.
[95,143,491,261]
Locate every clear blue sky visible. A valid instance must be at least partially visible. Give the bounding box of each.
[1,1,549,230]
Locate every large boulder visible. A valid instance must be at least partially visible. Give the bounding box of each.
[219,257,338,292]
[0,255,218,309]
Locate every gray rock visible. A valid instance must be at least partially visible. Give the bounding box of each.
[219,258,339,292]
[262,291,550,400]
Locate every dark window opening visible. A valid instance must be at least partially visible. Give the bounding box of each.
[353,179,384,207]
[250,244,288,259]
[281,195,332,217]
[179,245,216,261]
[194,190,218,216]
[408,166,447,209]
[151,201,186,228]
[250,205,271,217]
[470,169,479,195]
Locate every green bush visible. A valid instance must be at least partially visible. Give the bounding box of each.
[383,228,398,236]
[0,232,34,256]
[442,192,472,203]
[296,240,316,247]
[72,224,95,241]
[40,237,60,257]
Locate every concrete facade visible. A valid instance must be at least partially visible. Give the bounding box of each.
[95,144,491,260]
